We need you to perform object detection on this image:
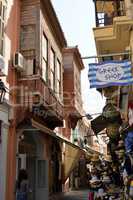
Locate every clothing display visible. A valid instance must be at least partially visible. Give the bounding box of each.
[125,131,133,153]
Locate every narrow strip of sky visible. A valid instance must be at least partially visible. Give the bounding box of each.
[52,0,105,114]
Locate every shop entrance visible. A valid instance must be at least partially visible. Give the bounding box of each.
[17,131,48,200]
[51,140,62,193]
[17,132,36,200]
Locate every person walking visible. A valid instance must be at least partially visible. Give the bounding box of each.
[15,169,30,200]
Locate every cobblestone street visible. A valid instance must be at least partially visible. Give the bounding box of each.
[50,190,89,200]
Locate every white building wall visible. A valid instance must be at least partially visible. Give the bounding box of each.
[0,103,9,200]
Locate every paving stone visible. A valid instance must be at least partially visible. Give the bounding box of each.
[50,190,89,200]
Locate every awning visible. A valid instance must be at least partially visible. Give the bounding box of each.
[32,119,83,147]
[62,143,81,183]
[31,119,93,182]
[91,115,108,135]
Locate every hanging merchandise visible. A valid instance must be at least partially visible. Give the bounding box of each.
[129,180,133,198]
[118,140,125,149]
[106,123,120,140]
[102,103,121,123]
[128,102,133,126]
[125,130,133,153]
[91,154,100,163]
[119,121,129,136]
[101,86,118,98]
[116,149,125,160]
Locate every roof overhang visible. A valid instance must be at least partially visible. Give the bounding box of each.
[41,0,67,48]
[63,46,84,70]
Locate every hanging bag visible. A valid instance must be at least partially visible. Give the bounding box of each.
[126,154,133,198]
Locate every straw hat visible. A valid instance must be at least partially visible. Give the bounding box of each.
[90,176,102,188]
[102,174,111,184]
[105,155,112,162]
[91,154,99,162]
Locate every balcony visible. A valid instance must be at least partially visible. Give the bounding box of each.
[93,1,133,55]
[19,75,63,129]
[93,15,133,55]
[94,0,125,27]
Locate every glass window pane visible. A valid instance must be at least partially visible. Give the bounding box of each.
[57,59,61,80]
[0,2,5,56]
[57,81,60,97]
[42,34,48,61]
[42,59,47,82]
[0,2,2,17]
[50,48,55,71]
[1,22,4,37]
[2,6,5,20]
[0,39,3,55]
[50,71,54,90]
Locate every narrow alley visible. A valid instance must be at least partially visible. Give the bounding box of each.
[1,0,133,200]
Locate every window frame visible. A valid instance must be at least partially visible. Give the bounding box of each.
[42,33,48,82]
[50,47,55,91]
[0,2,6,56]
[56,58,61,98]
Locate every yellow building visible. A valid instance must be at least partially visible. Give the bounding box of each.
[93,0,133,119]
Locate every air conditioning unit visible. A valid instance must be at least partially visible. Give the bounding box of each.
[13,52,25,71]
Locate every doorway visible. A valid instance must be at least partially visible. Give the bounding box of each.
[17,132,36,200]
[17,131,49,200]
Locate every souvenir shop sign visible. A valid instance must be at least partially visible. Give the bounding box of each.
[88,60,133,88]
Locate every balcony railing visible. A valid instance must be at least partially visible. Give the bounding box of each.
[94,0,125,27]
[19,75,63,125]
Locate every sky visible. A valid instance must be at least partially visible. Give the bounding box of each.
[52,0,105,115]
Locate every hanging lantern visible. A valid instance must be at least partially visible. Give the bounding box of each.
[0,79,6,103]
[102,103,121,123]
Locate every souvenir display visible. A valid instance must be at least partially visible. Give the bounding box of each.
[106,123,120,140]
